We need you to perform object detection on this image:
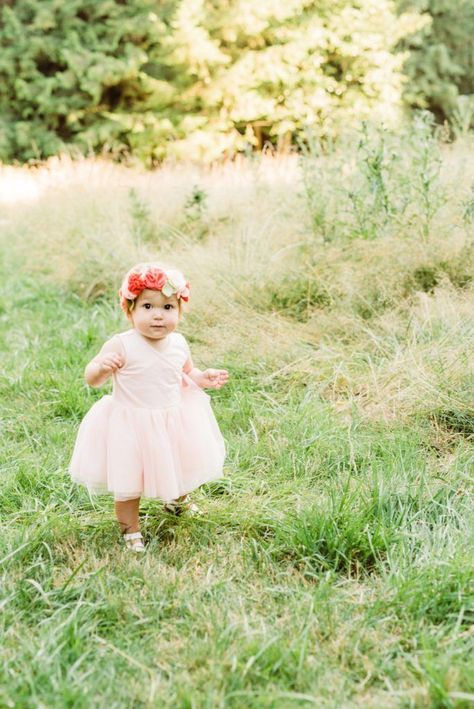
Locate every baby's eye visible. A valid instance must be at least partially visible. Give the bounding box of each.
[143,303,152,310]
[164,304,174,310]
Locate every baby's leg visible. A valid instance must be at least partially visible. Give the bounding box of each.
[114,497,140,534]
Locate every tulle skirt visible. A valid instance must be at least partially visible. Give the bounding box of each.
[70,385,225,502]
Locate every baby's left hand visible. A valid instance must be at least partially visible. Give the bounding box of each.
[200,368,229,389]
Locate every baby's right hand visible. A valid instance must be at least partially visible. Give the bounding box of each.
[96,353,124,375]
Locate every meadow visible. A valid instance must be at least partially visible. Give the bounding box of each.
[0,122,473,708]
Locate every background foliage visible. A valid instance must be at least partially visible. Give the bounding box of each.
[0,0,472,163]
[398,0,474,134]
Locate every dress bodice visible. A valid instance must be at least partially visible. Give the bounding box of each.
[112,330,189,410]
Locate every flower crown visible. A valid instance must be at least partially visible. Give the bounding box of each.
[119,263,190,313]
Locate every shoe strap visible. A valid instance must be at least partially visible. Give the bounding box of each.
[123,532,143,541]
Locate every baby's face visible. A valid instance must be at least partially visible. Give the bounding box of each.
[130,289,180,341]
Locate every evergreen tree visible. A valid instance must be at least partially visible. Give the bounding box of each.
[0,0,178,161]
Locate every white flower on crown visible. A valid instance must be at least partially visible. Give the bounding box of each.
[164,268,189,299]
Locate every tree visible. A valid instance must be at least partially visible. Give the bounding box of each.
[0,0,427,163]
[397,0,474,127]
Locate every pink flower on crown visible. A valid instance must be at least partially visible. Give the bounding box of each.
[180,283,190,302]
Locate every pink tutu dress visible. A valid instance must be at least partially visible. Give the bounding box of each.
[70,330,225,501]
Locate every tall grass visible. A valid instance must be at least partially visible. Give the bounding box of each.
[1,123,473,707]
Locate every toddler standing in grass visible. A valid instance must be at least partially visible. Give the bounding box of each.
[70,262,228,552]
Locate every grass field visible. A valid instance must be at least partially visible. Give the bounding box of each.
[0,124,473,708]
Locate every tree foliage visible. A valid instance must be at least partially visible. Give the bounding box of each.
[0,0,177,161]
[397,0,474,128]
[0,0,468,163]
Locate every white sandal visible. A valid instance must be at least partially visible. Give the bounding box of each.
[123,531,146,552]
[164,498,201,516]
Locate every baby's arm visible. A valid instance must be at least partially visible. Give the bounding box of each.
[183,351,229,390]
[84,337,125,388]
